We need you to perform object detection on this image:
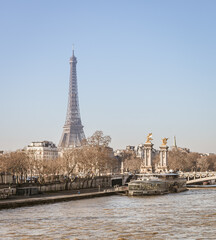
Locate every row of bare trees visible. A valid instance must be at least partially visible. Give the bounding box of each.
[168,150,216,172]
[1,131,215,184]
[0,151,29,184]
[119,149,216,173]
[0,131,118,184]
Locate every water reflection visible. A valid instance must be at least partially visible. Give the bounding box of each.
[0,190,216,239]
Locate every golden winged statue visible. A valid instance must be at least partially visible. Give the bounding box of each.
[162,138,168,146]
[146,133,153,143]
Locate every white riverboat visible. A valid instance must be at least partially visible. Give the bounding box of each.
[128,173,187,196]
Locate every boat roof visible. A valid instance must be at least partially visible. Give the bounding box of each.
[136,173,179,176]
[130,177,163,183]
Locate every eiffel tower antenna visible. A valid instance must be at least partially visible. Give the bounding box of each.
[72,44,75,56]
[59,50,85,148]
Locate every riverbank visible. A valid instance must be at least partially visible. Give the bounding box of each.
[2,186,215,210]
[187,185,216,189]
[0,188,117,210]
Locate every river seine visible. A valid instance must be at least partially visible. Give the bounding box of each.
[0,189,216,239]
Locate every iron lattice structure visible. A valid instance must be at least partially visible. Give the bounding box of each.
[59,50,85,148]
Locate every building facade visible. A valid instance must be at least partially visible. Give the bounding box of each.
[26,141,58,160]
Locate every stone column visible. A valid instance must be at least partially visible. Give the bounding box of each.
[140,142,153,173]
[121,160,124,174]
[157,144,169,173]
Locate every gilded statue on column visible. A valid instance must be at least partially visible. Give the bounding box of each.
[146,133,153,143]
[161,138,168,146]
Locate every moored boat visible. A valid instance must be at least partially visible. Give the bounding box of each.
[128,173,187,196]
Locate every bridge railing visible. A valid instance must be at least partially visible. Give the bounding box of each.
[179,172,216,181]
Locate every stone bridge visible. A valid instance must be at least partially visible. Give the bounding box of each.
[179,172,216,185]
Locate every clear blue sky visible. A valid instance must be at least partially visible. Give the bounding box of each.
[0,0,216,153]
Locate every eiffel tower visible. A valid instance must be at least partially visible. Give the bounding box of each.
[59,50,85,148]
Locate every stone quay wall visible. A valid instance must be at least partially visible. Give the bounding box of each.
[39,176,111,193]
[11,176,112,196]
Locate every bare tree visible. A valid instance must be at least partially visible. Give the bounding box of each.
[167,150,216,172]
[86,131,113,176]
[6,151,28,184]
[122,150,141,173]
[0,154,8,183]
[26,150,38,183]
[168,150,189,171]
[61,148,80,178]
[77,131,115,177]
[197,156,210,172]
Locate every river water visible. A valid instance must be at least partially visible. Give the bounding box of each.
[0,189,216,239]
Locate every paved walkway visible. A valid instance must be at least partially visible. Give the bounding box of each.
[0,189,117,210]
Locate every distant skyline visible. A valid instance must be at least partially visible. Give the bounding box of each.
[0,0,216,153]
